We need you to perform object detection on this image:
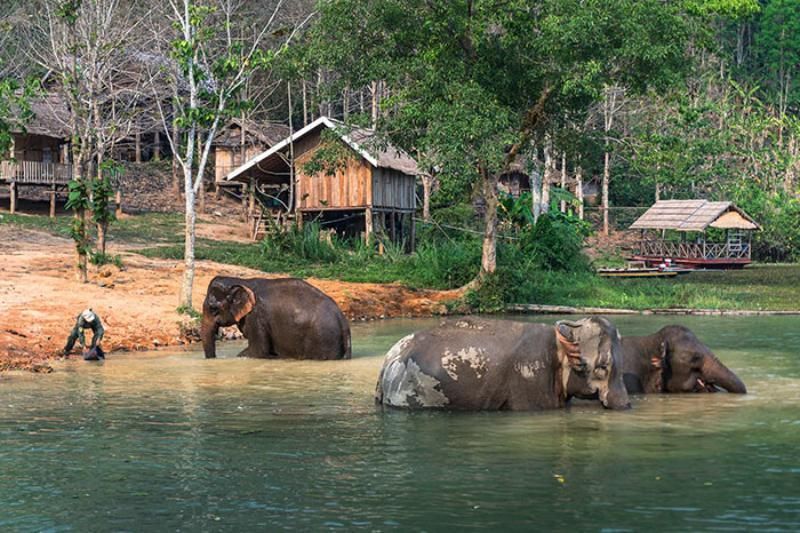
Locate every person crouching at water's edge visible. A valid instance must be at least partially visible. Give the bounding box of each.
[63,309,104,355]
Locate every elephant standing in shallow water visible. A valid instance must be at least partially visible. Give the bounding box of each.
[621,325,746,394]
[375,317,631,411]
[201,276,351,360]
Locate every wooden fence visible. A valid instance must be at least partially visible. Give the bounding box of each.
[0,160,73,185]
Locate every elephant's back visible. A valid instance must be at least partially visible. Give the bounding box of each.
[257,278,350,359]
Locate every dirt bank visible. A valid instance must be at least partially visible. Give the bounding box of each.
[0,225,458,372]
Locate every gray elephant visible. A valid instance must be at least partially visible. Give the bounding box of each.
[201,276,351,360]
[621,325,746,394]
[375,317,631,411]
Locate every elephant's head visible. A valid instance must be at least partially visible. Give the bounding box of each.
[556,317,631,410]
[201,277,256,359]
[659,326,746,394]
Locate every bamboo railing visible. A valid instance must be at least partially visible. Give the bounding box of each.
[0,160,73,185]
[638,239,751,260]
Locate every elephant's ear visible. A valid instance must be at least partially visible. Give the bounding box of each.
[229,285,256,322]
[555,321,585,371]
[650,341,667,369]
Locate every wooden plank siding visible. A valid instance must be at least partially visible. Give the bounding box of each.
[372,167,415,211]
[294,141,374,210]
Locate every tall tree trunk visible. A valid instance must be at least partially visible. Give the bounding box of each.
[542,138,553,214]
[302,78,308,126]
[560,152,567,213]
[602,148,610,235]
[576,166,584,220]
[72,143,88,283]
[172,117,180,195]
[342,85,349,121]
[422,174,433,222]
[371,81,379,127]
[531,169,542,223]
[479,166,499,277]
[198,132,206,214]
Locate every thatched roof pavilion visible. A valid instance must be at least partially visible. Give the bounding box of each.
[629,200,760,269]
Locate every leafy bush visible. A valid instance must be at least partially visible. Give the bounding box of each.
[518,211,591,272]
[262,222,340,263]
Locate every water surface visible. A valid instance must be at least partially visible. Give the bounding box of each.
[1,315,799,531]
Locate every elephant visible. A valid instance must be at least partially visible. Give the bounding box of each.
[201,276,351,360]
[621,325,746,394]
[375,316,631,411]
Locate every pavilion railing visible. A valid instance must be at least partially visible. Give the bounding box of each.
[638,239,751,260]
[0,160,73,185]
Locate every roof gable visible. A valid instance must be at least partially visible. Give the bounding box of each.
[630,200,759,232]
[224,117,420,181]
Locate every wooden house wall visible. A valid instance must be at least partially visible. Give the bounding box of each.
[11,133,65,164]
[214,145,265,182]
[371,167,415,211]
[294,146,372,210]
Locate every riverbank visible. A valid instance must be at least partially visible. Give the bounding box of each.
[0,222,456,372]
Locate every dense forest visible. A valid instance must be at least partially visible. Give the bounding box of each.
[1,0,798,307]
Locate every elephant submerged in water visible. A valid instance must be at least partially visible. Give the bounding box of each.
[621,325,746,394]
[201,276,351,360]
[375,317,631,411]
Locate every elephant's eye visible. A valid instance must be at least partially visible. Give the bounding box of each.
[593,364,608,378]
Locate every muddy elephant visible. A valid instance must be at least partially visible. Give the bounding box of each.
[375,317,631,411]
[621,325,746,394]
[201,276,351,360]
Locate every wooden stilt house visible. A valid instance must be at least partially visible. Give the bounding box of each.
[629,200,760,269]
[223,117,419,248]
[0,94,72,216]
[212,118,289,184]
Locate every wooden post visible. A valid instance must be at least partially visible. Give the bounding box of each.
[115,190,122,218]
[49,184,57,218]
[248,178,256,220]
[365,207,373,244]
[409,212,416,252]
[9,182,16,214]
[241,183,248,222]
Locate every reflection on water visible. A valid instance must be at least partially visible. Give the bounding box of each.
[1,315,799,530]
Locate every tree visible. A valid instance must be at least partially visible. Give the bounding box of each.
[311,0,703,281]
[24,0,147,280]
[158,0,309,311]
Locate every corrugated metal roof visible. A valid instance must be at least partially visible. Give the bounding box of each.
[629,200,759,231]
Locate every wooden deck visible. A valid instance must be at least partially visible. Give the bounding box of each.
[0,160,73,185]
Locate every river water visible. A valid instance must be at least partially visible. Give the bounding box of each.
[1,315,799,531]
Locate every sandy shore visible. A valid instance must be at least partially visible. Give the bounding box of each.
[0,225,456,372]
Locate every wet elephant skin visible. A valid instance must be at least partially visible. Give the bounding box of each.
[375,316,631,411]
[622,325,746,394]
[201,276,351,360]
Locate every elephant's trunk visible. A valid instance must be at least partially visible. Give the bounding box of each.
[702,355,747,394]
[201,316,219,359]
[601,375,632,410]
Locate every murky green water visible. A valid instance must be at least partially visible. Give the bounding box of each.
[1,315,799,531]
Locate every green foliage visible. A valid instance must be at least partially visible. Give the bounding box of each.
[91,160,121,227]
[519,212,591,273]
[0,77,36,155]
[729,181,800,262]
[262,222,340,263]
[90,252,124,268]
[177,305,201,319]
[301,129,354,177]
